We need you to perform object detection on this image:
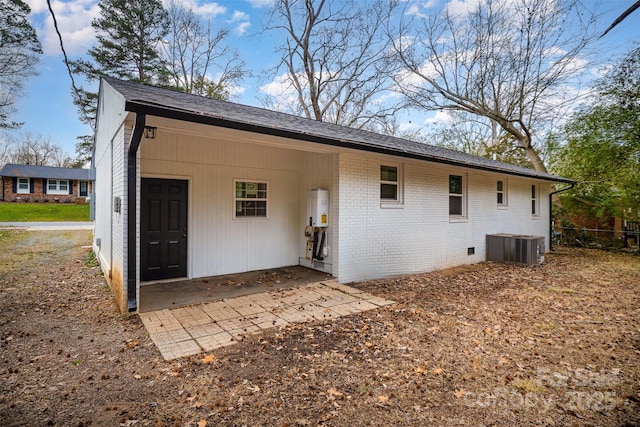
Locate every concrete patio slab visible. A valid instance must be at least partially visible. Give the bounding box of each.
[140,280,395,360]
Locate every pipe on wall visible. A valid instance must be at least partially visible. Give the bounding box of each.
[127,113,146,312]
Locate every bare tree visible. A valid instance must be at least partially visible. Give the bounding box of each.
[392,0,599,173]
[0,0,42,129]
[427,111,534,167]
[263,0,402,130]
[4,134,74,167]
[161,0,248,99]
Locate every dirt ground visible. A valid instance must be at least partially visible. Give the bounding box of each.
[0,230,638,427]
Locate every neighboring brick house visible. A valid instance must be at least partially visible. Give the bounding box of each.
[94,77,573,313]
[0,164,94,203]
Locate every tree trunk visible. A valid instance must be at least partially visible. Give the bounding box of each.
[524,144,548,174]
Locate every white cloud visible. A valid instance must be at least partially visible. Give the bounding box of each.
[424,110,454,125]
[406,4,425,17]
[226,85,246,97]
[25,0,49,14]
[235,21,251,35]
[229,10,251,35]
[259,73,299,110]
[231,10,250,22]
[245,0,275,8]
[173,0,226,16]
[27,0,100,56]
[445,0,482,17]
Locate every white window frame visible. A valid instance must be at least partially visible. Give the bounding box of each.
[497,179,508,208]
[17,178,30,194]
[380,163,403,206]
[449,174,467,219]
[531,184,540,217]
[47,179,69,195]
[233,179,268,219]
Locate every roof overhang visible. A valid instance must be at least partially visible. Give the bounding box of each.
[122,99,574,184]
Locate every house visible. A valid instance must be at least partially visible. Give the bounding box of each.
[93,76,573,313]
[0,164,94,203]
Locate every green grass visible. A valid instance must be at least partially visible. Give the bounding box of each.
[0,202,90,222]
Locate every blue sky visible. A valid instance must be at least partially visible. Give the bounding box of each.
[7,0,640,158]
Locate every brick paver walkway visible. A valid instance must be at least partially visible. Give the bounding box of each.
[139,280,395,360]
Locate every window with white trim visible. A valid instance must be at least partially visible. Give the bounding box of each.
[380,164,402,204]
[531,184,539,216]
[449,174,465,216]
[47,179,69,195]
[17,178,29,194]
[234,180,267,218]
[497,179,507,206]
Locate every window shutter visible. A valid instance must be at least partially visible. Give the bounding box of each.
[43,179,47,194]
[30,178,35,194]
[69,180,74,195]
[12,177,17,193]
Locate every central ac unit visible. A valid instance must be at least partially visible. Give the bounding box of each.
[486,234,545,266]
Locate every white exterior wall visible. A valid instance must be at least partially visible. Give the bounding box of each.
[335,152,550,283]
[95,83,556,314]
[297,151,335,272]
[93,83,129,310]
[139,128,334,279]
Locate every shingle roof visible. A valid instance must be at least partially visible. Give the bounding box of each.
[0,164,93,180]
[102,76,572,183]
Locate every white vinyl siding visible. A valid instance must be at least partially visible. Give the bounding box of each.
[140,129,304,278]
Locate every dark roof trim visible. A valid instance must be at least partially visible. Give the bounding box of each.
[124,99,572,183]
[0,163,93,180]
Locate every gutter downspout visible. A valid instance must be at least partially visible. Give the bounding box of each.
[549,183,576,251]
[127,114,146,312]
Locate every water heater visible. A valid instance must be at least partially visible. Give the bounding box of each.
[308,189,329,227]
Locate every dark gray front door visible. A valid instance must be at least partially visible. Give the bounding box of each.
[79,181,88,197]
[141,178,188,281]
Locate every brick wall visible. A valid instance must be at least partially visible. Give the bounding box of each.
[335,152,551,283]
[1,177,89,203]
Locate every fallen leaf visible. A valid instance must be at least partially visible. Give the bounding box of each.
[454,388,467,399]
[377,395,389,404]
[126,340,139,349]
[365,342,374,348]
[201,354,216,364]
[414,366,429,376]
[326,388,344,400]
[197,420,207,427]
[432,368,443,375]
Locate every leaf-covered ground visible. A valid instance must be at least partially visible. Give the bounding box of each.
[0,230,638,426]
